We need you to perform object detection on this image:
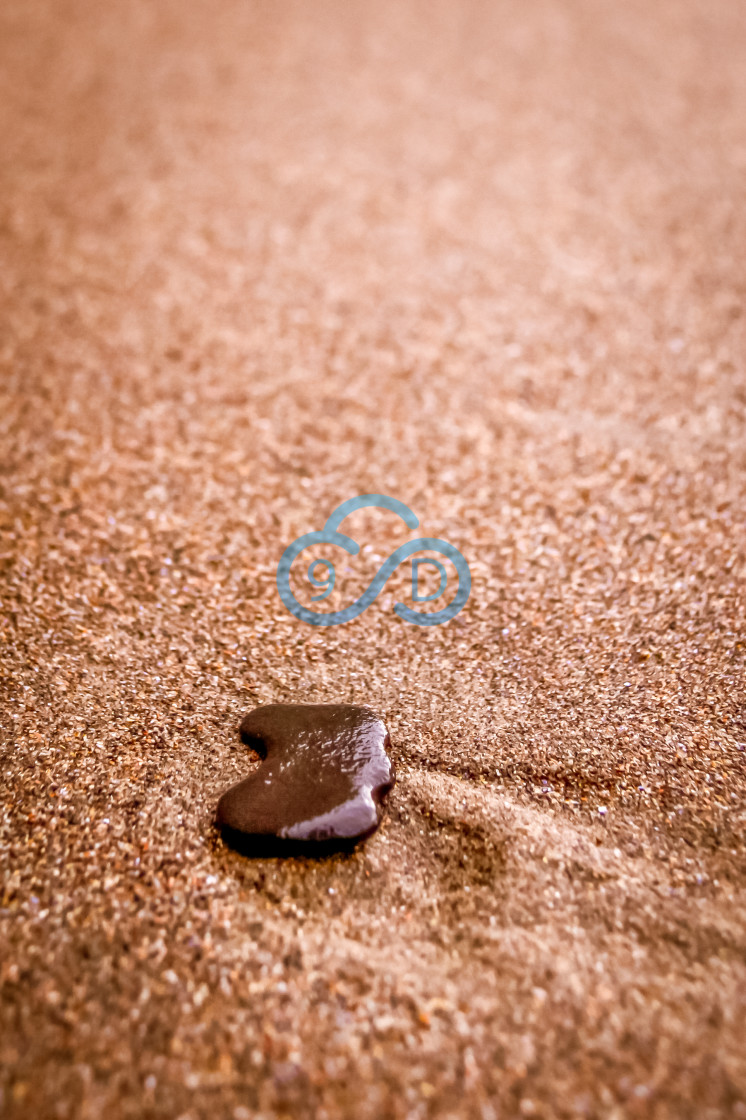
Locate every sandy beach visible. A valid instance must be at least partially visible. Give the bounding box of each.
[1,0,745,1116]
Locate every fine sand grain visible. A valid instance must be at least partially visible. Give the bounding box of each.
[1,1,745,1117]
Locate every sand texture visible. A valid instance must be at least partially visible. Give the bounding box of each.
[1,0,746,1117]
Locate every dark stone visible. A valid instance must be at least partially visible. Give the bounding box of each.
[216,704,395,856]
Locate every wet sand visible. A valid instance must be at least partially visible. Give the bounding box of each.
[1,0,745,1117]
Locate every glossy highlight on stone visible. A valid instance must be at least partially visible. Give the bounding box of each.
[216,704,395,855]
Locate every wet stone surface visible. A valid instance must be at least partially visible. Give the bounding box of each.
[216,704,395,855]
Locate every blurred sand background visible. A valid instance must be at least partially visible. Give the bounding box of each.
[1,0,746,1117]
